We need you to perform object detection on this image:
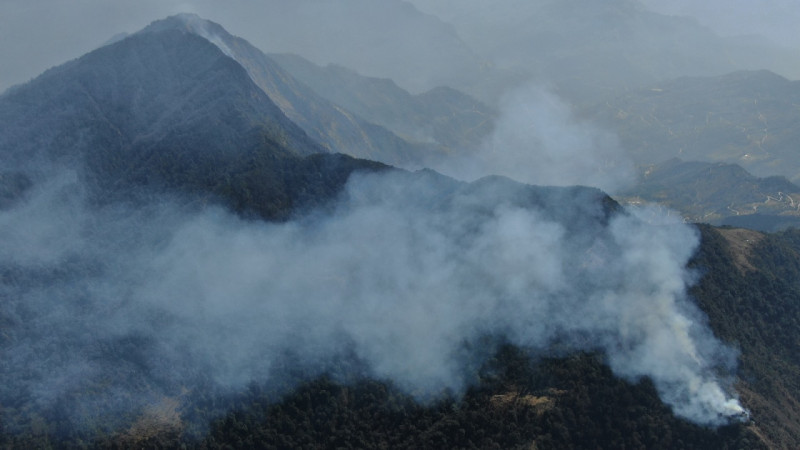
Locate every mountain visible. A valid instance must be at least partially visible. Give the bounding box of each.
[0,22,394,220]
[195,224,800,449]
[138,14,445,168]
[202,0,488,97]
[408,0,800,103]
[690,225,800,448]
[68,222,800,449]
[622,158,800,231]
[3,11,800,450]
[0,27,321,180]
[584,70,800,182]
[269,53,495,153]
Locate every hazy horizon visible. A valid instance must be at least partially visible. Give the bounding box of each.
[2,0,799,94]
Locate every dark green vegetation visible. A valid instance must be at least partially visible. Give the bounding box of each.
[691,226,800,448]
[0,28,320,168]
[0,24,392,220]
[197,352,761,450]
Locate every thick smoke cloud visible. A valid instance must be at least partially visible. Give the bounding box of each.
[1,166,745,431]
[438,85,635,194]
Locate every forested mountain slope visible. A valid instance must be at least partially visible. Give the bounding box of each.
[0,28,321,199]
[269,53,495,153]
[139,14,445,168]
[3,10,800,450]
[691,226,800,448]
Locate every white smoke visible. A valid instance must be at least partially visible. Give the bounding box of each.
[172,12,235,58]
[0,167,744,429]
[440,85,635,194]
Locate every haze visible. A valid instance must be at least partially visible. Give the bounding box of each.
[6,0,800,437]
[2,0,799,95]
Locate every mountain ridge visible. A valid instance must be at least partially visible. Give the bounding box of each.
[408,0,800,103]
[268,52,496,153]
[0,27,321,172]
[584,69,800,182]
[137,14,447,168]
[622,158,800,231]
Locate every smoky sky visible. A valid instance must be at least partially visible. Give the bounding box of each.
[2,0,799,94]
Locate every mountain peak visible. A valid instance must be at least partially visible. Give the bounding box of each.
[139,14,236,57]
[134,13,450,168]
[140,13,221,34]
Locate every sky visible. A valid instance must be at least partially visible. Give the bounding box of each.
[1,0,799,94]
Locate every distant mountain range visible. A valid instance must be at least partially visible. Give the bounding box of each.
[408,0,800,103]
[622,158,800,231]
[269,53,495,153]
[139,14,467,168]
[584,70,800,183]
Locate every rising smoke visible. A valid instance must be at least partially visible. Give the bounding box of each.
[0,1,755,436]
[439,84,635,194]
[0,162,745,433]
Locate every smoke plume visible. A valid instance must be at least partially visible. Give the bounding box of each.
[439,84,635,194]
[0,164,745,432]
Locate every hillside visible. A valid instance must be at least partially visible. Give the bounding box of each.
[139,14,443,168]
[269,53,495,153]
[192,226,800,449]
[622,158,800,231]
[408,0,800,103]
[4,10,800,450]
[584,70,800,182]
[0,28,321,182]
[212,0,488,97]
[690,226,800,448]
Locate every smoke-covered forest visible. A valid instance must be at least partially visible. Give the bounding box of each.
[2,1,800,448]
